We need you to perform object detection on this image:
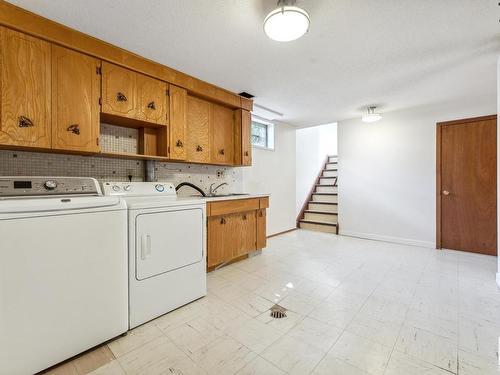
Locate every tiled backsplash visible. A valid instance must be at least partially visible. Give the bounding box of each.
[0,123,243,196]
[0,150,242,196]
[100,123,139,154]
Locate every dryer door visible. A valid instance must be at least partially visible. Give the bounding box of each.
[135,207,204,280]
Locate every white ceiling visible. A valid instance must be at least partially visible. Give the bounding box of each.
[7,0,499,127]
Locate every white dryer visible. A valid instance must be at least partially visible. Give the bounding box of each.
[102,181,206,328]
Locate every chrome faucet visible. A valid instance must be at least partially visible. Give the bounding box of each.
[209,182,228,196]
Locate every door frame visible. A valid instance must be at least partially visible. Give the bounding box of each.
[436,114,497,249]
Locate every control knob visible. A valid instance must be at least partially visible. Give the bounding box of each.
[44,180,58,190]
[155,184,165,192]
[112,185,121,192]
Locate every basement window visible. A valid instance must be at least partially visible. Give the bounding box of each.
[251,118,275,150]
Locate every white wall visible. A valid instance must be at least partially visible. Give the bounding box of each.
[242,123,296,236]
[338,95,496,248]
[295,123,337,215]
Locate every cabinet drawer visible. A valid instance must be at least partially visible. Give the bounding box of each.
[207,198,260,217]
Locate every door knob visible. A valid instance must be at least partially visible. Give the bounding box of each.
[442,190,450,196]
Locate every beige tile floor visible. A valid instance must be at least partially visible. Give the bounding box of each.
[43,229,500,375]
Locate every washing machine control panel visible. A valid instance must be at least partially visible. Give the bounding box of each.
[0,177,101,197]
[102,182,176,197]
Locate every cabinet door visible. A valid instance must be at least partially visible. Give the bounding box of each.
[256,209,267,249]
[241,109,252,166]
[0,27,51,148]
[234,211,256,258]
[210,103,234,165]
[51,45,100,152]
[101,62,137,119]
[207,214,237,268]
[187,96,210,163]
[168,85,187,160]
[137,74,167,125]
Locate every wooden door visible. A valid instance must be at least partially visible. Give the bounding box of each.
[101,62,137,119]
[210,103,234,165]
[256,209,267,249]
[168,85,187,160]
[437,115,497,255]
[51,46,100,152]
[187,96,210,163]
[0,27,51,148]
[136,74,167,125]
[232,212,256,258]
[241,109,252,165]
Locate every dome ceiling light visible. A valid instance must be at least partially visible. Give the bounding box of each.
[362,106,382,123]
[264,0,310,42]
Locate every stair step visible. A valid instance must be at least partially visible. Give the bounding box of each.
[324,168,338,172]
[322,170,338,177]
[312,193,338,203]
[308,202,338,213]
[325,163,337,169]
[299,220,338,234]
[315,185,338,193]
[304,211,338,223]
[319,177,337,186]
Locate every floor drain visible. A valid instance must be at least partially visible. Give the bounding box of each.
[270,304,287,319]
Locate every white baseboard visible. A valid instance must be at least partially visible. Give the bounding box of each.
[340,230,435,248]
[496,273,500,289]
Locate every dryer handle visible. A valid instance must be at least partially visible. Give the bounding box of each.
[141,234,151,260]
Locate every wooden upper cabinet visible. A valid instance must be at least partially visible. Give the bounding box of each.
[241,109,252,166]
[186,96,210,163]
[101,62,167,126]
[51,45,100,152]
[210,103,234,165]
[101,62,137,119]
[0,27,51,148]
[168,85,187,160]
[136,73,167,125]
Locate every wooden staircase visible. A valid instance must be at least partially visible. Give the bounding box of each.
[297,155,339,234]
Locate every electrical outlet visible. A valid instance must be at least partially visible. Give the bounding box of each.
[216,170,225,179]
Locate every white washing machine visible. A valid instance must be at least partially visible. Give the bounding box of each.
[102,181,206,328]
[0,177,128,375]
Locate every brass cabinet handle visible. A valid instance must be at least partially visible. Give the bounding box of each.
[196,145,203,152]
[259,210,263,217]
[18,116,34,128]
[220,217,226,224]
[244,151,249,156]
[242,214,247,220]
[219,149,225,155]
[442,190,450,196]
[117,92,127,102]
[176,140,184,148]
[67,124,80,135]
[147,101,156,110]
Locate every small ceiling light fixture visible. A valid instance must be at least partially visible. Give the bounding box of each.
[264,0,310,42]
[362,106,382,123]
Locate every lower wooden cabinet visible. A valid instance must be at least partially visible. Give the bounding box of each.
[256,209,267,249]
[207,198,268,269]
